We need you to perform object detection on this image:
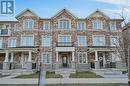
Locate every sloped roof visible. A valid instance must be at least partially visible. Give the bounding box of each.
[15,8,39,19]
[52,8,78,19]
[87,9,110,19]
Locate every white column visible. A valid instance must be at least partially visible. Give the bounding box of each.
[86,53,88,63]
[28,51,32,62]
[10,53,14,62]
[72,51,75,62]
[95,51,98,61]
[4,51,9,62]
[103,53,106,68]
[56,52,58,62]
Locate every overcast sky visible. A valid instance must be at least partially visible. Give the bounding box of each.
[1,0,130,21]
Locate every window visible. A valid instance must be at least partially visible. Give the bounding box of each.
[59,35,71,42]
[42,53,51,64]
[110,36,119,47]
[58,19,70,29]
[110,21,116,31]
[93,35,105,46]
[77,36,87,46]
[24,19,34,29]
[42,36,51,47]
[92,20,103,30]
[0,38,3,48]
[21,36,34,46]
[77,22,85,30]
[0,29,8,35]
[78,52,87,63]
[111,52,120,62]
[43,21,50,30]
[8,38,16,47]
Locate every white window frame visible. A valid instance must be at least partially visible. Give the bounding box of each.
[0,38,3,48]
[58,18,71,29]
[93,35,105,46]
[58,35,71,42]
[8,37,16,47]
[110,21,117,31]
[42,35,52,47]
[110,36,119,47]
[41,52,51,64]
[21,35,34,46]
[23,19,34,29]
[78,52,87,64]
[92,20,103,30]
[77,21,86,30]
[43,21,50,30]
[77,36,87,46]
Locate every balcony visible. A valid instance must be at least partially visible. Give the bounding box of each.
[57,42,73,47]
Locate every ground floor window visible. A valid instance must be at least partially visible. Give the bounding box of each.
[42,53,51,64]
[78,52,87,63]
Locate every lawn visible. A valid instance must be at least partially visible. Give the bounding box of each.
[69,71,103,78]
[0,84,128,86]
[15,71,62,78]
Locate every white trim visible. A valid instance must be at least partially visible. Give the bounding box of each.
[92,35,105,46]
[43,21,50,30]
[92,20,103,30]
[110,21,117,31]
[58,34,71,42]
[78,52,87,64]
[110,35,119,47]
[23,19,34,29]
[8,37,17,47]
[41,35,52,47]
[77,35,87,46]
[0,38,3,48]
[21,35,34,46]
[58,18,71,29]
[77,21,86,30]
[41,52,52,64]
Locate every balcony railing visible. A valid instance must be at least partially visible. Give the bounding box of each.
[57,42,73,47]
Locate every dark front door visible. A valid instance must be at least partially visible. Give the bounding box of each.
[62,56,67,67]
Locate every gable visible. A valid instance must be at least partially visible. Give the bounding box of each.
[52,9,77,19]
[16,9,39,19]
[88,10,109,19]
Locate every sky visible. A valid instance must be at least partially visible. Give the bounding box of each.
[1,0,130,21]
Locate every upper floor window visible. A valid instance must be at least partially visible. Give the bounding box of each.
[21,35,34,46]
[110,21,116,31]
[0,24,11,35]
[77,21,85,30]
[58,19,71,29]
[92,20,103,30]
[93,35,105,46]
[110,36,119,47]
[23,19,34,29]
[58,35,71,42]
[0,38,3,48]
[42,36,51,47]
[8,38,16,47]
[77,36,87,46]
[43,21,50,30]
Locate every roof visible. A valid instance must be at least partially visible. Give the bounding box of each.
[15,8,39,19]
[51,8,78,19]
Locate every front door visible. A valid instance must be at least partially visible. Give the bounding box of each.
[62,56,67,67]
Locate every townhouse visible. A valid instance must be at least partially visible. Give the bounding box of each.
[0,8,126,71]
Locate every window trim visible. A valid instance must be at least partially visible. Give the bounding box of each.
[23,19,34,29]
[110,36,119,47]
[93,35,105,46]
[58,34,71,42]
[92,20,103,30]
[78,52,87,64]
[8,37,17,47]
[21,35,34,46]
[43,21,50,30]
[77,35,87,46]
[77,21,86,30]
[41,35,52,47]
[41,52,52,64]
[58,18,71,29]
[110,21,117,31]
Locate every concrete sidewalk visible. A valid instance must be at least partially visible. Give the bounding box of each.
[0,78,128,84]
